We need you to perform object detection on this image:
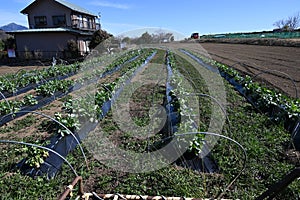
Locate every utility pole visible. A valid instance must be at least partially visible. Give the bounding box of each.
[98,12,101,30]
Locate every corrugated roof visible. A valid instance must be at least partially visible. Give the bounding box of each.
[7,28,93,36]
[21,0,97,17]
[55,0,97,16]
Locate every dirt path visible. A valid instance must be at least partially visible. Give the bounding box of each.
[0,65,49,75]
[196,43,300,98]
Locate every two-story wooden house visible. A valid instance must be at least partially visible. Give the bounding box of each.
[9,0,100,58]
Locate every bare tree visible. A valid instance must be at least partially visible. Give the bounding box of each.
[287,12,300,30]
[273,12,300,31]
[273,19,285,29]
[155,29,165,43]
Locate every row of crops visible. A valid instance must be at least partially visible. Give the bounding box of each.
[0,47,299,199]
[1,48,156,170]
[201,31,300,39]
[0,49,148,123]
[180,49,300,149]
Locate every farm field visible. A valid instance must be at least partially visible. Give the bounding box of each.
[0,44,299,200]
[198,42,300,98]
[1,42,299,100]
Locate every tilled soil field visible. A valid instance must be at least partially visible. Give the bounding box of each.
[198,43,300,98]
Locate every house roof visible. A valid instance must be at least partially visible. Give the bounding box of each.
[7,28,93,36]
[21,0,98,17]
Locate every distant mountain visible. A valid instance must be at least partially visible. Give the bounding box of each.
[0,23,28,32]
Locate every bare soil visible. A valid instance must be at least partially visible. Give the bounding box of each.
[197,43,300,98]
[0,65,49,75]
[199,38,300,47]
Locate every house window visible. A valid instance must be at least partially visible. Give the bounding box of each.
[34,16,47,26]
[53,15,66,26]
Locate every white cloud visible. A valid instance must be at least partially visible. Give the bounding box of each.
[89,1,131,9]
[0,10,28,27]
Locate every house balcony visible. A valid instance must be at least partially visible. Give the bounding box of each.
[71,19,100,31]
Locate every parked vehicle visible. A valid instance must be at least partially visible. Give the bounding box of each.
[191,32,199,39]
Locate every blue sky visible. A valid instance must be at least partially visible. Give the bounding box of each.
[1,0,300,38]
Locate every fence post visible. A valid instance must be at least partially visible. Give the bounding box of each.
[256,167,300,200]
